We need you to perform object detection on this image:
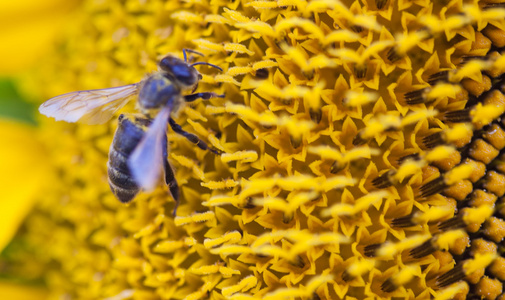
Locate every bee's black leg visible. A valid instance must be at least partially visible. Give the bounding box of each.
[169,118,221,154]
[165,159,180,216]
[184,92,225,102]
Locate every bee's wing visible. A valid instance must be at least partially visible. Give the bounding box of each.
[39,83,139,125]
[128,105,171,191]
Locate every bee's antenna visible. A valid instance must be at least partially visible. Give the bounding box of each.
[191,62,223,72]
[183,49,204,62]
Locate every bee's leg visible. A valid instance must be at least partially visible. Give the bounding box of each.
[184,92,225,102]
[169,118,222,154]
[165,159,180,216]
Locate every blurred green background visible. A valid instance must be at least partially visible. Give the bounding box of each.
[0,0,80,121]
[0,1,81,298]
[0,79,35,124]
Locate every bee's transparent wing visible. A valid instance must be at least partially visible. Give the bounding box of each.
[128,105,171,191]
[39,83,139,125]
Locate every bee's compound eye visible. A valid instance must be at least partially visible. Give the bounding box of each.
[159,56,178,72]
[198,74,203,80]
[159,57,170,70]
[159,55,198,87]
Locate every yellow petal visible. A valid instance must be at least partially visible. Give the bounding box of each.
[0,0,78,74]
[0,282,48,300]
[0,119,50,251]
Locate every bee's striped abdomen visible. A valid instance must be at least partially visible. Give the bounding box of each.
[107,151,138,203]
[107,114,150,203]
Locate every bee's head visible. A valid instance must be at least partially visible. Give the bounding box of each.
[159,56,200,89]
[159,53,223,89]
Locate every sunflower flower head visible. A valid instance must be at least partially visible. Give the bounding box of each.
[8,0,505,299]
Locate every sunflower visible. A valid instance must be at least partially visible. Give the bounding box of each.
[3,0,505,299]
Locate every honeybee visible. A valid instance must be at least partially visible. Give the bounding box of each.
[39,49,224,214]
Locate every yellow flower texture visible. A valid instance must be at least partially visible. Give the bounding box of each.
[7,0,505,299]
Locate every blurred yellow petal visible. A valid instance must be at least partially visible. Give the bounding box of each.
[0,0,78,74]
[0,119,49,251]
[0,282,47,300]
